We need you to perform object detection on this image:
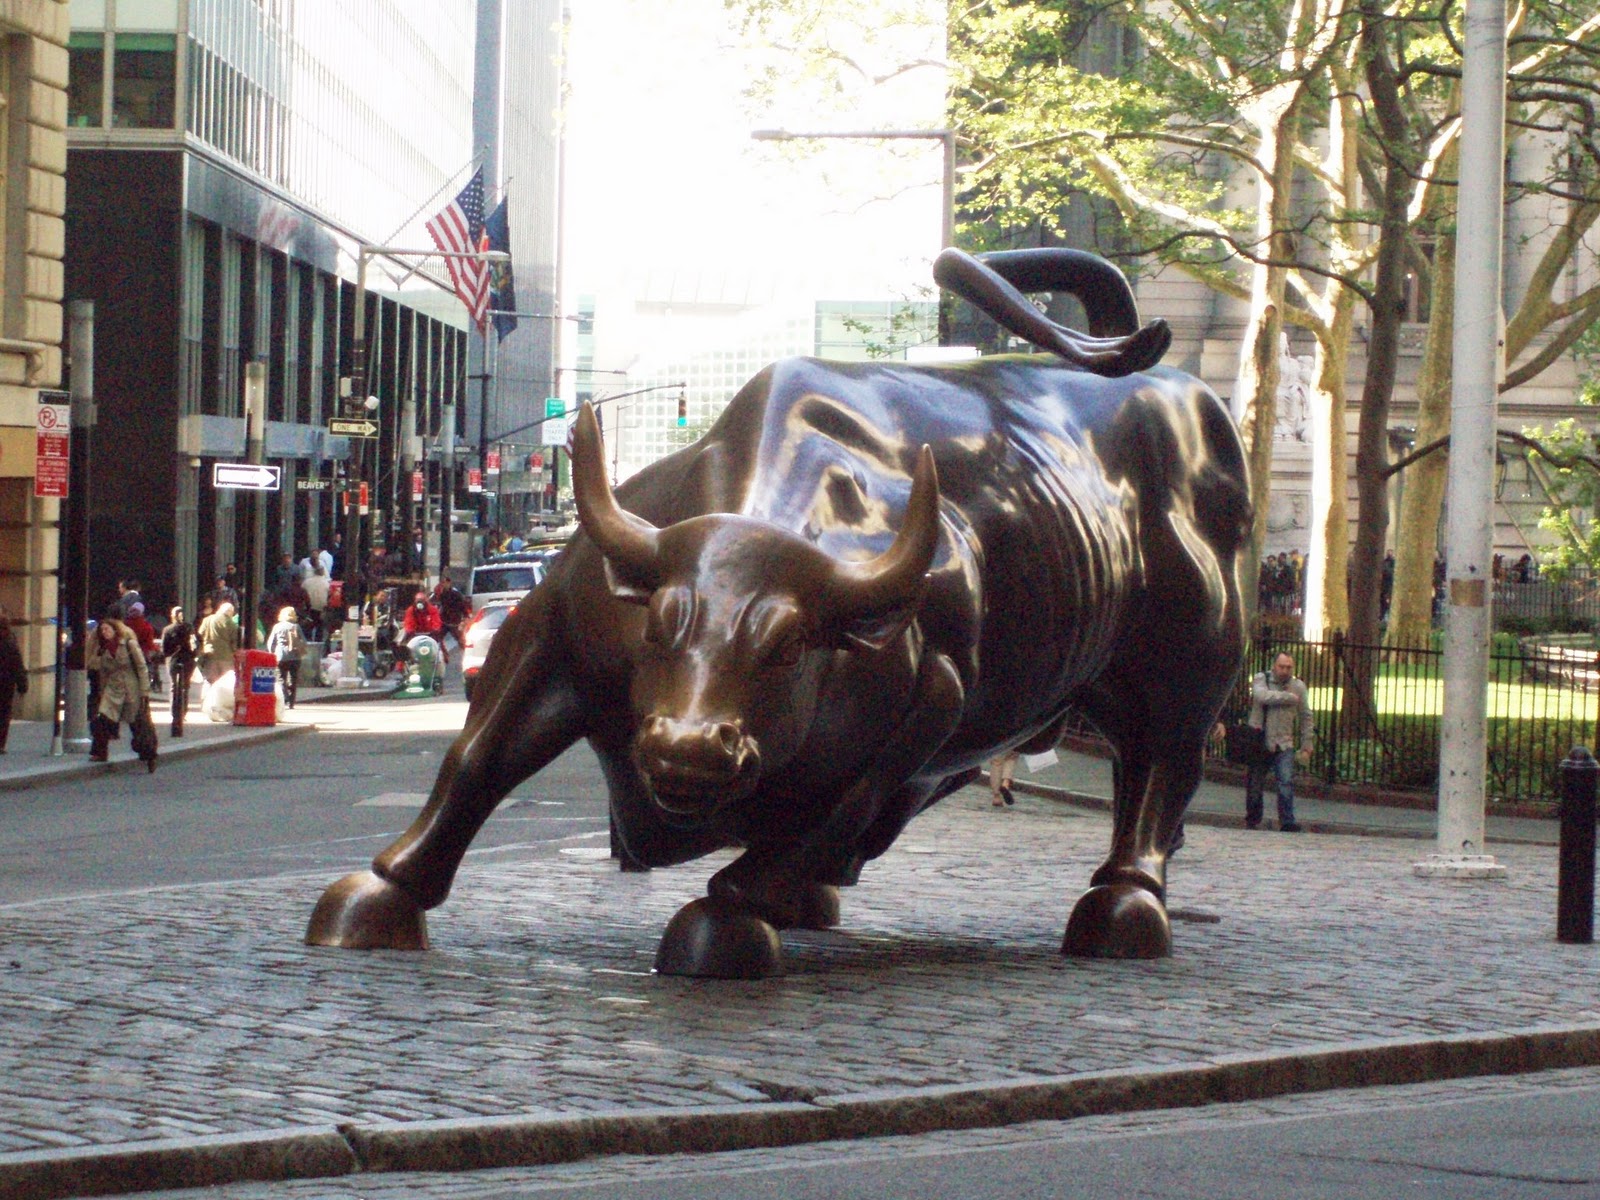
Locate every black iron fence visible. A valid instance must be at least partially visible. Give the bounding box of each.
[1494,569,1600,634]
[1204,633,1600,806]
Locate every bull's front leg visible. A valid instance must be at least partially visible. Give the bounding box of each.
[306,590,586,950]
[654,652,964,979]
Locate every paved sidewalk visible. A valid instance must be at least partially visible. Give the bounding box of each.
[1011,747,1562,846]
[1,741,1596,1197]
[0,675,399,794]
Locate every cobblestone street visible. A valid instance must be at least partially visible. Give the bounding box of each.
[2,787,1595,1172]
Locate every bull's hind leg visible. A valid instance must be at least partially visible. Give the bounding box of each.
[306,594,585,949]
[1061,685,1178,959]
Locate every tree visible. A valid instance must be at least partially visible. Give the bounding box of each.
[729,0,1600,647]
[1382,1,1600,650]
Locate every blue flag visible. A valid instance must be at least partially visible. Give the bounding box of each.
[485,199,517,341]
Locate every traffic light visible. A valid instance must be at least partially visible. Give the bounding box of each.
[676,394,687,427]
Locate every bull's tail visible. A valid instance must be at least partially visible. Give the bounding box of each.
[933,248,1171,377]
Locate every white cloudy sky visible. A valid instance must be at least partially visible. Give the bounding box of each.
[561,0,947,304]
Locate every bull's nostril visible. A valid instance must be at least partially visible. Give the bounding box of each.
[711,722,740,754]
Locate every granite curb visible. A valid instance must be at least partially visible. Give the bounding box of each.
[6,1023,1599,1200]
[0,723,312,795]
[291,681,403,705]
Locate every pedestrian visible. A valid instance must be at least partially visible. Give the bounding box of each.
[988,749,1018,807]
[432,576,470,660]
[302,563,331,641]
[0,607,26,753]
[1244,651,1315,832]
[123,601,163,695]
[210,574,240,613]
[269,551,298,596]
[266,605,306,708]
[87,608,155,769]
[115,577,144,618]
[400,589,444,662]
[196,600,240,683]
[160,605,197,737]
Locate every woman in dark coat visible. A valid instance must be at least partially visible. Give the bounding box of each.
[160,605,197,737]
[0,611,27,753]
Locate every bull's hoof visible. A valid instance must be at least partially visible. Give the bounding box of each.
[707,868,841,930]
[1061,884,1171,959]
[654,897,783,979]
[305,870,429,950]
[782,883,840,931]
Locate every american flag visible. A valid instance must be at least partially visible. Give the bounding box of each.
[426,168,490,328]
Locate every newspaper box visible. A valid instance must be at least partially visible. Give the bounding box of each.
[233,649,278,726]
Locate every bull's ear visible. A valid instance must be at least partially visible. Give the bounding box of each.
[603,560,655,606]
[833,586,924,653]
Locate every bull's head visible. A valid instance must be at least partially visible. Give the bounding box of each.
[571,403,941,821]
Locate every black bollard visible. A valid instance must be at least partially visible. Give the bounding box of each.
[1558,745,1597,944]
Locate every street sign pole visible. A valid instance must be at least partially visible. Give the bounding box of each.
[61,301,95,755]
[244,362,267,649]
[339,253,370,687]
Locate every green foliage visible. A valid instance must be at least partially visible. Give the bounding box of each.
[836,303,938,358]
[1524,415,1600,577]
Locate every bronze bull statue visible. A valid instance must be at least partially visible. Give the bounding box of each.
[307,248,1252,978]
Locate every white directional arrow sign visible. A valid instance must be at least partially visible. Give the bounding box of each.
[212,462,282,491]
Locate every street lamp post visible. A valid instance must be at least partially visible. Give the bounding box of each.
[484,382,688,489]
[752,126,956,342]
[339,243,507,685]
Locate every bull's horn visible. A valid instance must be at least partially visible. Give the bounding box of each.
[571,402,661,580]
[833,445,941,616]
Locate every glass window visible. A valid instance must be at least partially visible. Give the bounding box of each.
[69,0,106,28]
[114,0,179,29]
[68,32,105,127]
[112,32,175,127]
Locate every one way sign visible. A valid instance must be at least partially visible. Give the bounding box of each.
[213,463,282,491]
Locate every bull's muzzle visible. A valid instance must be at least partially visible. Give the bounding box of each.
[635,714,761,814]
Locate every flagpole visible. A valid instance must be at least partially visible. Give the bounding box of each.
[381,156,485,246]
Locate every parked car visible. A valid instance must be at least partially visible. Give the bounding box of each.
[468,550,556,611]
[460,600,518,702]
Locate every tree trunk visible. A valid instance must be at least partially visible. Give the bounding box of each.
[1343,12,1419,720]
[1235,101,1304,623]
[1303,291,1356,641]
[1386,230,1457,655]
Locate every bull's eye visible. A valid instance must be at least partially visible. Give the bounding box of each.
[643,607,666,646]
[768,632,805,670]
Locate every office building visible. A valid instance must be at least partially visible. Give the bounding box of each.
[0,1,69,718]
[62,0,561,620]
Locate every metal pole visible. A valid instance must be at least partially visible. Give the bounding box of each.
[439,400,456,580]
[401,392,417,574]
[939,129,955,345]
[244,361,266,649]
[339,253,369,685]
[1557,746,1597,943]
[61,300,94,753]
[1435,0,1506,866]
[478,327,492,531]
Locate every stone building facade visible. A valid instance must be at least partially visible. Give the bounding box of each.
[0,0,67,720]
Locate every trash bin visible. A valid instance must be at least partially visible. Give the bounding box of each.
[232,649,278,725]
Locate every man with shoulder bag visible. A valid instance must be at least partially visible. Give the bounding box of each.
[1245,651,1315,831]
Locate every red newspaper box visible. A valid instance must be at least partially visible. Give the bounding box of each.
[232,649,278,726]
